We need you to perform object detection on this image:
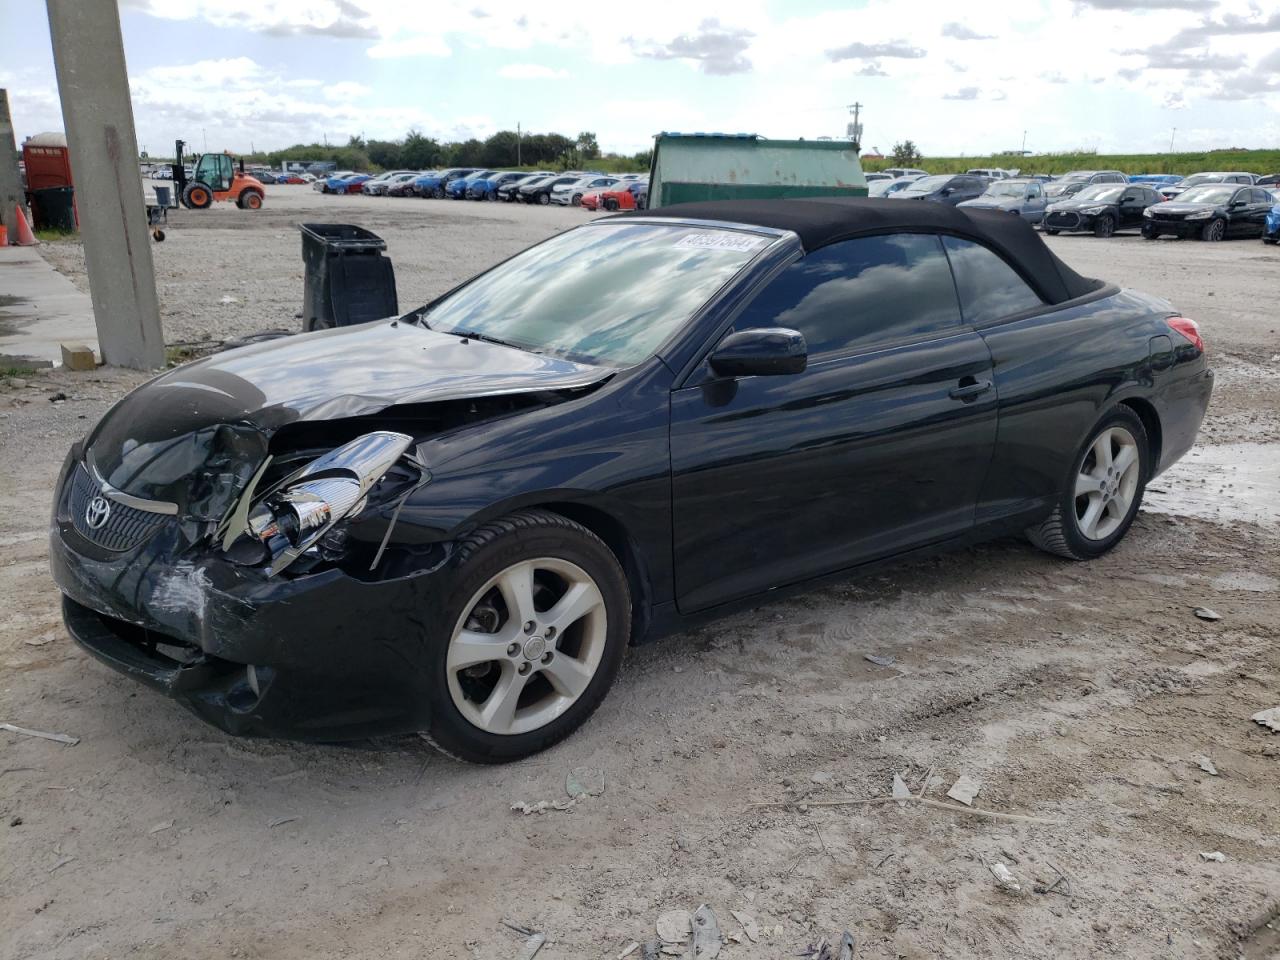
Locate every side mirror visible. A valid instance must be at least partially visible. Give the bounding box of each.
[710,328,807,377]
[941,187,954,196]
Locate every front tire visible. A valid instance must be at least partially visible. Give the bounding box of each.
[424,509,630,763]
[1201,218,1226,241]
[1026,407,1149,560]
[1044,227,1060,236]
[182,182,213,209]
[538,192,550,206]
[1093,214,1115,238]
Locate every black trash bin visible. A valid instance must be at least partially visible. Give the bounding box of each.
[31,186,77,232]
[298,223,398,331]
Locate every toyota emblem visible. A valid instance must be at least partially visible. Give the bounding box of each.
[85,495,112,530]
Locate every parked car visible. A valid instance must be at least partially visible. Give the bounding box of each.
[314,171,354,192]
[888,174,989,205]
[1128,174,1182,186]
[446,170,498,200]
[389,171,433,197]
[957,178,1049,223]
[1257,174,1278,188]
[299,173,318,184]
[1263,201,1280,244]
[498,174,551,202]
[361,171,417,195]
[521,174,583,205]
[583,180,648,211]
[366,172,421,196]
[1142,184,1277,241]
[413,168,478,198]
[966,168,1014,180]
[1041,183,1164,237]
[321,173,369,194]
[1057,170,1128,186]
[466,171,532,200]
[865,172,893,182]
[882,167,928,179]
[276,172,307,185]
[49,198,1212,761]
[1043,180,1089,202]
[1157,171,1259,201]
[552,176,620,206]
[868,176,923,198]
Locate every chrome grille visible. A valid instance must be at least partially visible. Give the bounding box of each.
[68,464,168,552]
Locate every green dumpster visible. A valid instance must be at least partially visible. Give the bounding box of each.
[30,186,77,232]
[648,133,868,209]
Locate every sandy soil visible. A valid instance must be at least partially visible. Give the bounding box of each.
[3,189,1279,960]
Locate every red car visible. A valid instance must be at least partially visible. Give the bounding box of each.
[590,181,647,211]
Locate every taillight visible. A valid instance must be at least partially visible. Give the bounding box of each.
[1167,316,1204,353]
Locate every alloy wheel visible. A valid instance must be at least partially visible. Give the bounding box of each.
[1073,426,1140,540]
[1205,219,1226,241]
[446,557,607,736]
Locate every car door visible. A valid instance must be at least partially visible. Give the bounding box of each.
[1225,187,1254,235]
[1116,187,1149,228]
[1024,182,1046,222]
[669,233,998,613]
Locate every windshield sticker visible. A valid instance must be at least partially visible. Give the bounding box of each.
[675,233,769,253]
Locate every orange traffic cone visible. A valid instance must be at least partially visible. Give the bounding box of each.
[13,203,38,246]
[0,224,8,247]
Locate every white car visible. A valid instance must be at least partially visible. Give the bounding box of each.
[551,175,619,206]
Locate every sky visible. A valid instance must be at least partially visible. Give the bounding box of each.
[1,0,1278,159]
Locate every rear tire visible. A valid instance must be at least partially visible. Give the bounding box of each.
[1027,407,1149,561]
[423,509,630,763]
[236,189,263,210]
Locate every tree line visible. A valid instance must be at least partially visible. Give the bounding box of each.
[246,130,652,173]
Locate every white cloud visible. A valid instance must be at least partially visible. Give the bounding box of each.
[367,33,451,58]
[497,63,569,79]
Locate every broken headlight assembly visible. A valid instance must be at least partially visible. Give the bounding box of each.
[220,431,417,576]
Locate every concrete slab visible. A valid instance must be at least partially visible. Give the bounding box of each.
[0,245,98,368]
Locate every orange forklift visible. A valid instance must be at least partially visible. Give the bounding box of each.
[172,139,266,210]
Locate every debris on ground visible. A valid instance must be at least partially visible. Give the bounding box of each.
[945,774,981,806]
[49,855,75,873]
[1251,707,1280,732]
[267,816,298,828]
[656,909,693,944]
[838,931,857,960]
[513,932,546,960]
[566,767,606,799]
[691,904,723,958]
[1199,851,1226,863]
[864,653,897,667]
[730,910,759,943]
[148,819,174,834]
[811,771,834,785]
[511,799,577,815]
[639,942,661,960]
[891,773,913,801]
[1196,756,1218,776]
[1193,607,1221,621]
[617,942,640,959]
[0,723,80,746]
[989,861,1023,895]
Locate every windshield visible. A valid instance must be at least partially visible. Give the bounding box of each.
[1075,185,1124,202]
[416,223,772,367]
[907,175,951,192]
[985,182,1026,197]
[1059,171,1094,182]
[1182,174,1223,187]
[1177,185,1235,204]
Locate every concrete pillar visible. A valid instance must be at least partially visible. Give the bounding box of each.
[0,90,25,237]
[45,0,164,369]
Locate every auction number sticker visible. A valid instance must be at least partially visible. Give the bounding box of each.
[675,232,769,253]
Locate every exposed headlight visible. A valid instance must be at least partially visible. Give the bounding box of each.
[230,431,414,575]
[1143,208,1155,218]
[1079,206,1106,215]
[1185,209,1213,220]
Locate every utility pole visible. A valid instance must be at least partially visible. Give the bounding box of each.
[845,102,863,150]
[46,0,164,369]
[0,90,26,239]
[517,121,521,167]
[1169,127,1177,153]
[1021,129,1027,154]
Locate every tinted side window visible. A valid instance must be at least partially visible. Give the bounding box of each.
[734,234,961,358]
[1253,189,1272,203]
[942,236,1045,324]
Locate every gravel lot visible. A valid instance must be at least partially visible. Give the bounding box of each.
[3,187,1279,960]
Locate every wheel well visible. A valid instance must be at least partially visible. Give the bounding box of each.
[1120,398,1162,472]
[538,502,653,644]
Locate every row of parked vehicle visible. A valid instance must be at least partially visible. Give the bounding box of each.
[865,168,1280,243]
[310,167,651,209]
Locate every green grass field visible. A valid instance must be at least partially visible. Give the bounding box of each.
[863,150,1280,177]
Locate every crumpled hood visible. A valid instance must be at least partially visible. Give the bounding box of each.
[85,320,608,518]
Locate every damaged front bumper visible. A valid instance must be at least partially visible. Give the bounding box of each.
[51,486,456,742]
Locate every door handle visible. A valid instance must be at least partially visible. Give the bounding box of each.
[949,378,993,402]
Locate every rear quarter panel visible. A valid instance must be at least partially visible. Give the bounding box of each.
[974,289,1211,528]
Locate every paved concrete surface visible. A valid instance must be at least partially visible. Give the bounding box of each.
[0,245,98,367]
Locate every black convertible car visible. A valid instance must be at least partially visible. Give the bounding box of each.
[50,199,1213,762]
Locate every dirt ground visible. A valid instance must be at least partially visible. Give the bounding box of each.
[3,188,1279,960]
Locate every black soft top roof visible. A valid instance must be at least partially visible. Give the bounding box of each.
[626,198,1102,305]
